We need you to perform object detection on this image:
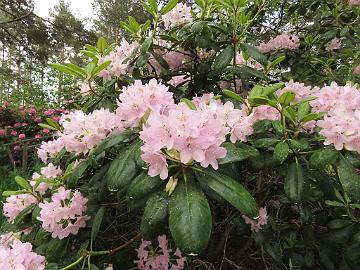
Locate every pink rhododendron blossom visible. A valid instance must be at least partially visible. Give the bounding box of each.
[167,75,188,86]
[252,105,280,122]
[30,172,49,195]
[40,163,62,179]
[3,101,9,107]
[10,130,18,136]
[325,38,342,51]
[236,52,262,70]
[35,134,42,139]
[99,69,112,81]
[311,82,360,152]
[116,79,175,128]
[28,107,36,114]
[3,194,38,222]
[162,3,192,29]
[14,122,21,128]
[149,50,188,74]
[349,0,360,5]
[257,33,300,53]
[100,39,138,77]
[0,234,45,270]
[37,109,122,161]
[354,65,360,75]
[18,133,26,139]
[277,80,314,102]
[44,109,55,116]
[242,207,268,232]
[42,128,50,134]
[37,139,64,163]
[135,235,186,270]
[38,187,89,239]
[0,129,6,136]
[52,116,61,122]
[80,81,95,96]
[18,105,24,110]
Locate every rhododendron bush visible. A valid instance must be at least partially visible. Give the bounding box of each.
[2,0,360,269]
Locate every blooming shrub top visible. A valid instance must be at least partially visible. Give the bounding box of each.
[2,0,360,269]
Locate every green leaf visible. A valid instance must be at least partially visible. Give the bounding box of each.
[93,131,133,156]
[14,203,37,225]
[93,60,111,75]
[300,113,322,123]
[337,154,360,202]
[91,206,105,243]
[127,172,162,200]
[262,82,285,96]
[279,91,295,106]
[161,0,179,14]
[219,142,259,164]
[106,140,140,190]
[140,191,168,238]
[141,37,153,54]
[68,159,90,187]
[38,123,58,131]
[169,179,212,255]
[64,63,86,76]
[284,162,305,202]
[309,149,339,169]
[325,200,344,207]
[46,238,68,262]
[270,55,286,67]
[97,37,106,54]
[198,169,258,217]
[46,118,61,130]
[253,138,279,148]
[44,263,59,270]
[212,46,234,71]
[273,141,289,164]
[180,98,197,110]
[222,89,245,104]
[2,190,27,196]
[51,64,84,77]
[14,176,32,190]
[327,219,352,230]
[297,102,310,119]
[234,66,269,81]
[240,43,267,65]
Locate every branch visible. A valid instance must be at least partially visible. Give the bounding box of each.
[0,9,34,25]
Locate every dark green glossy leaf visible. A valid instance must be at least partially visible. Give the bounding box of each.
[212,45,233,71]
[106,140,140,190]
[127,172,162,200]
[337,154,360,202]
[219,142,259,164]
[273,141,289,164]
[198,169,258,217]
[169,179,212,255]
[91,206,105,243]
[240,43,267,65]
[141,191,168,238]
[309,149,338,169]
[284,162,305,202]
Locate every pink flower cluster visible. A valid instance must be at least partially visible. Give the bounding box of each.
[354,65,360,75]
[325,38,342,51]
[162,3,192,29]
[140,93,260,179]
[99,39,138,79]
[30,163,63,194]
[0,234,45,270]
[311,82,360,152]
[349,0,360,5]
[242,207,268,232]
[37,108,122,162]
[135,235,186,270]
[3,194,38,222]
[116,79,175,128]
[277,80,314,102]
[38,187,89,239]
[257,33,300,53]
[236,52,262,70]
